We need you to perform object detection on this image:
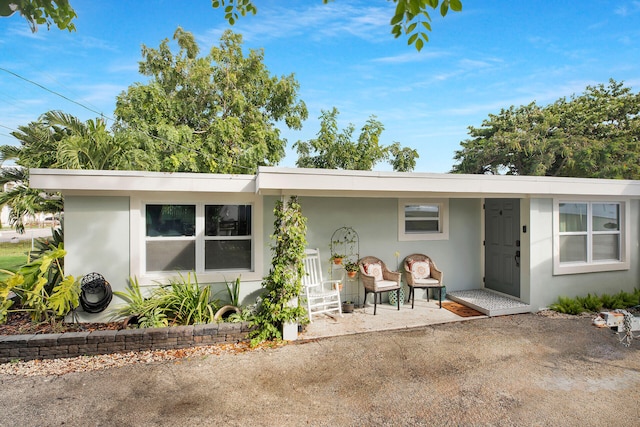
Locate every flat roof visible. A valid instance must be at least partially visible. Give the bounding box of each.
[29,168,257,194]
[256,167,640,198]
[29,167,640,198]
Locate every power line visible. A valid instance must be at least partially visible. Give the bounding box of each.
[0,67,106,119]
[0,124,18,132]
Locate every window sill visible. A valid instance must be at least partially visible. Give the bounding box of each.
[553,260,630,275]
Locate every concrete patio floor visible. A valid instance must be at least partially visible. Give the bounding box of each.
[300,297,488,340]
[299,289,535,340]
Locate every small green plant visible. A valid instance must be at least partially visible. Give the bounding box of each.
[227,305,256,323]
[113,276,159,324]
[138,307,169,328]
[576,293,602,312]
[114,273,219,327]
[158,272,219,325]
[330,253,345,263]
[224,276,241,307]
[0,243,79,324]
[549,296,584,315]
[344,261,358,272]
[550,288,640,315]
[599,292,627,310]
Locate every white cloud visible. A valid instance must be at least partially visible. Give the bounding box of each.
[198,2,394,46]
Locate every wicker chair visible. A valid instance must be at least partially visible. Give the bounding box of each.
[358,256,401,315]
[403,254,444,309]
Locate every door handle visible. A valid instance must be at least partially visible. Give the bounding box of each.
[514,250,521,267]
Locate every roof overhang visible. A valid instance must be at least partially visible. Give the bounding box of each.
[256,167,640,199]
[29,168,257,195]
[29,167,640,199]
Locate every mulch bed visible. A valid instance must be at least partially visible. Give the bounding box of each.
[0,311,123,336]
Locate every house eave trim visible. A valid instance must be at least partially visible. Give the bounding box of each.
[29,168,257,193]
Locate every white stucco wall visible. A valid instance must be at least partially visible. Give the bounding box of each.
[527,198,640,310]
[64,196,130,321]
[298,196,482,305]
[64,196,130,287]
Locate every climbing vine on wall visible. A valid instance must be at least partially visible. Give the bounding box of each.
[250,196,307,345]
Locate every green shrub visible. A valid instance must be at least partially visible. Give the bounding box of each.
[576,293,602,312]
[114,273,219,327]
[549,296,584,315]
[551,289,640,316]
[599,292,627,310]
[113,277,163,327]
[0,243,79,324]
[157,273,219,325]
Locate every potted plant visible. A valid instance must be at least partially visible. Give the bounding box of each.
[342,301,355,313]
[344,261,358,278]
[331,253,345,265]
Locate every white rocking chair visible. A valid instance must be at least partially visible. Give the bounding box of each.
[302,248,343,322]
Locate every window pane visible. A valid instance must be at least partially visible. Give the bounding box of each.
[146,240,195,271]
[559,203,587,232]
[205,240,252,270]
[146,205,195,237]
[592,204,619,232]
[559,235,587,263]
[405,205,439,219]
[593,234,620,261]
[205,205,252,236]
[405,220,439,233]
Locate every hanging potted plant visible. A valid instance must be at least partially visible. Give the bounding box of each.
[344,261,358,278]
[331,253,345,265]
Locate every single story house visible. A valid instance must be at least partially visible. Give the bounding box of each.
[29,166,640,321]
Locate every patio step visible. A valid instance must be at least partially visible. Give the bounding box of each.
[447,289,532,316]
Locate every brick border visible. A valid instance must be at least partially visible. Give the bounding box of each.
[0,322,253,363]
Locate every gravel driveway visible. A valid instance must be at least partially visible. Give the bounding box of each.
[1,313,638,426]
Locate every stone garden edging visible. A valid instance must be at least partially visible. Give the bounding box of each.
[0,322,252,363]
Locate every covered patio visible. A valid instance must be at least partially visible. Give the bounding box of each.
[300,290,530,340]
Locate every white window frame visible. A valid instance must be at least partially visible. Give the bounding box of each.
[553,198,629,275]
[398,199,449,241]
[131,193,263,284]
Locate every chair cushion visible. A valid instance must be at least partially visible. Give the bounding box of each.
[375,280,400,291]
[410,261,430,279]
[364,262,384,281]
[413,278,440,286]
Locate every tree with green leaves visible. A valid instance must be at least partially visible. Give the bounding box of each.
[114,28,308,174]
[0,0,76,31]
[0,167,62,233]
[3,110,135,171]
[294,107,419,172]
[451,79,640,179]
[0,110,130,232]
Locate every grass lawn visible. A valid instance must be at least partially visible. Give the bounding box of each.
[0,241,32,279]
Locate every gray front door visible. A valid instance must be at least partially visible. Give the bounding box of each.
[485,198,521,298]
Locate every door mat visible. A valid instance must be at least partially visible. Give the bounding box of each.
[441,301,484,317]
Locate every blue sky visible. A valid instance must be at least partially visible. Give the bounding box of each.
[1,0,639,173]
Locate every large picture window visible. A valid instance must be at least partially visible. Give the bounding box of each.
[144,203,253,274]
[398,199,449,241]
[554,200,629,275]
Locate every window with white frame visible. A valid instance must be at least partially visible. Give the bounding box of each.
[145,203,253,274]
[398,199,449,241]
[554,200,629,274]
